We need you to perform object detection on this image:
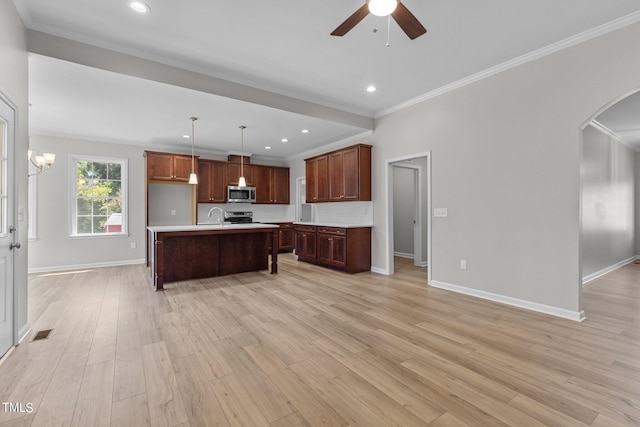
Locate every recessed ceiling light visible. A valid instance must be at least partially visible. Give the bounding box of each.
[281,138,288,143]
[182,134,190,139]
[301,129,310,134]
[265,146,272,150]
[129,1,150,14]
[366,85,377,93]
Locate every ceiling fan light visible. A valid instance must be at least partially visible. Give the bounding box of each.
[368,0,397,17]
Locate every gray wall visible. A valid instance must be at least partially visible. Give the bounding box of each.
[368,22,640,317]
[28,135,146,271]
[393,166,415,256]
[581,125,636,279]
[0,0,29,341]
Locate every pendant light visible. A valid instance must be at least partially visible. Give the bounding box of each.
[188,117,198,185]
[238,125,247,187]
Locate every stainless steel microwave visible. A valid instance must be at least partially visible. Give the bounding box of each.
[227,186,256,203]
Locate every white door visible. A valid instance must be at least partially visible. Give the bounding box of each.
[0,95,16,358]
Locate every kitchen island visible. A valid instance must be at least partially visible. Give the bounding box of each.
[147,223,279,290]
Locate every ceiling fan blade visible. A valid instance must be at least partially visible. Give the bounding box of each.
[391,2,427,40]
[331,3,370,36]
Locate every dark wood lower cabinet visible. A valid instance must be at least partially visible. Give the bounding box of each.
[266,222,295,253]
[295,225,370,273]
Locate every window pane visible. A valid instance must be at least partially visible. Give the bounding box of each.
[77,216,92,234]
[107,198,121,214]
[105,180,121,197]
[77,198,91,215]
[108,163,121,180]
[94,162,108,179]
[93,216,107,233]
[92,198,107,216]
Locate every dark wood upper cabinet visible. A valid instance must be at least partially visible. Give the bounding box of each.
[306,155,328,203]
[197,159,227,203]
[254,165,289,204]
[305,144,371,203]
[227,163,253,186]
[146,151,196,182]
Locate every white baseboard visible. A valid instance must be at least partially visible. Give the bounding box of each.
[17,323,31,344]
[28,259,146,274]
[582,255,638,285]
[370,266,390,275]
[430,279,586,322]
[418,261,428,268]
[393,252,414,259]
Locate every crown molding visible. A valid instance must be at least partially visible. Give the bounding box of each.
[376,10,640,118]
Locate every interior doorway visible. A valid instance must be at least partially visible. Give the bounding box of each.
[385,151,431,280]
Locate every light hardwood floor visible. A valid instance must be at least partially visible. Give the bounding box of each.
[1,255,639,426]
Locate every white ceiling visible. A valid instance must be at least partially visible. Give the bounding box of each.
[16,0,640,157]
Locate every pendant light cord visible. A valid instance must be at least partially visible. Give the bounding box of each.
[190,117,197,172]
[239,125,246,178]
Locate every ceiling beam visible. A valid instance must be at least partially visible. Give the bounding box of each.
[27,30,375,131]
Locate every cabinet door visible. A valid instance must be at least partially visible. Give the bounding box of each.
[173,155,194,182]
[272,167,289,204]
[147,153,174,181]
[253,166,272,204]
[279,225,294,251]
[227,163,253,186]
[316,156,329,202]
[341,147,359,201]
[295,230,316,259]
[317,233,346,267]
[328,152,345,201]
[305,160,317,203]
[197,160,212,203]
[210,162,227,202]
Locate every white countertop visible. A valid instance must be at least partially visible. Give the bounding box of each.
[148,223,278,232]
[293,221,373,228]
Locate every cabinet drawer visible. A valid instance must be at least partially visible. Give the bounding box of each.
[295,225,316,233]
[278,222,294,229]
[317,227,346,236]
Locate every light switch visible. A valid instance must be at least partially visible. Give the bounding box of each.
[171,209,176,216]
[433,208,448,218]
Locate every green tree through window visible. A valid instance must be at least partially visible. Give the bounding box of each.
[72,156,127,235]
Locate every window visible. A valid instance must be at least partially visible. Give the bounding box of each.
[70,155,127,237]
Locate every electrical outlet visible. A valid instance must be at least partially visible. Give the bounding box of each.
[460,259,467,269]
[130,242,137,249]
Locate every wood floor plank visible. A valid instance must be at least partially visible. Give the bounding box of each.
[71,359,115,427]
[141,341,189,427]
[111,393,151,427]
[210,374,271,427]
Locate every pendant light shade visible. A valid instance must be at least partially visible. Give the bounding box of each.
[238,125,247,187]
[189,117,198,185]
[368,0,397,16]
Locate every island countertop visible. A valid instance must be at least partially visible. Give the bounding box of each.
[148,223,278,233]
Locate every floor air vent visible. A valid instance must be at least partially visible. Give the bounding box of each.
[32,329,53,341]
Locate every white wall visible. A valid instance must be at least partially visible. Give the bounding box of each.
[368,22,640,319]
[0,0,29,341]
[28,135,146,271]
[581,125,636,279]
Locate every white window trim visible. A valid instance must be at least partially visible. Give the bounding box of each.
[69,154,128,238]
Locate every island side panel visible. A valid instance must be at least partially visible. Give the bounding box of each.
[162,234,220,283]
[218,232,269,276]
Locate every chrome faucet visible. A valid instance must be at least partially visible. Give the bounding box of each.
[207,207,224,225]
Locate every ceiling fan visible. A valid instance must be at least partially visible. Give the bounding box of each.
[331,0,427,40]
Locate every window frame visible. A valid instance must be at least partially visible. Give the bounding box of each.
[69,154,128,238]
